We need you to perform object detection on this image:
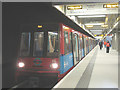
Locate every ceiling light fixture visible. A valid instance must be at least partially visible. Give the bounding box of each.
[86,25,93,28]
[90,30,103,32]
[117,16,120,21]
[105,17,108,24]
[77,15,106,18]
[101,25,108,27]
[85,23,104,25]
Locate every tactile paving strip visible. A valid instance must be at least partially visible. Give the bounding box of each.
[75,47,98,88]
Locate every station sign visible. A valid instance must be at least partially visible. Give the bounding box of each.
[66,3,119,15]
[67,5,82,10]
[103,3,118,8]
[94,34,104,37]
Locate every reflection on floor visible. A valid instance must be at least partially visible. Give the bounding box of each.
[88,46,118,88]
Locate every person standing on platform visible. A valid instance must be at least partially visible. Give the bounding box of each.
[104,41,107,48]
[99,41,103,50]
[106,41,111,53]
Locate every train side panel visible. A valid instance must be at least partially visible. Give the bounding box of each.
[59,24,74,75]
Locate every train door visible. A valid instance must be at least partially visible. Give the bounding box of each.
[90,39,92,50]
[80,36,83,59]
[86,38,88,54]
[82,35,85,58]
[62,30,73,73]
[90,39,91,51]
[84,36,87,55]
[72,33,79,65]
[88,38,89,53]
[78,36,81,60]
[87,38,89,53]
[59,24,74,74]
[91,39,93,49]
[88,38,90,52]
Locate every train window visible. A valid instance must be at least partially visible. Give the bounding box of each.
[64,31,69,54]
[33,32,44,56]
[47,31,58,56]
[64,31,72,54]
[69,32,72,52]
[19,32,31,56]
[82,36,85,50]
[80,38,83,49]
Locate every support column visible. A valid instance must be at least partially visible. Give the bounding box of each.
[112,34,116,49]
[116,31,118,51]
[112,29,118,51]
[118,31,120,53]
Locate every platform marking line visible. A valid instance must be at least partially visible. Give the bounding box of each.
[75,46,98,88]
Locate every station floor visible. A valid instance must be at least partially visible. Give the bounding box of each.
[53,45,118,88]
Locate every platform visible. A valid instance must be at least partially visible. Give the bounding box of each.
[53,45,118,88]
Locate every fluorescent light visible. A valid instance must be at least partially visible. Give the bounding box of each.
[101,25,108,27]
[85,23,104,25]
[106,21,119,36]
[90,30,103,32]
[113,21,119,28]
[105,17,108,24]
[117,16,120,21]
[86,25,93,28]
[78,15,106,18]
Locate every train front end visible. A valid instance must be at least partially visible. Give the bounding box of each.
[15,24,60,82]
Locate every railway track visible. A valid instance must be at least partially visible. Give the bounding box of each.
[9,77,58,89]
[9,80,28,89]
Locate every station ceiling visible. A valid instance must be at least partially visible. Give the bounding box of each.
[53,2,120,39]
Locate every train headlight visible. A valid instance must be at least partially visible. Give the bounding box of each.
[18,62,25,68]
[50,63,58,69]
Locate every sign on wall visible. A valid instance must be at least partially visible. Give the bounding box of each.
[66,3,119,15]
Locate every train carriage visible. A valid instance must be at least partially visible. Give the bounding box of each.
[16,23,96,82]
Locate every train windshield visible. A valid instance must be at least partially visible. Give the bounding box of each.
[33,32,44,56]
[19,32,31,56]
[47,31,59,56]
[19,31,59,57]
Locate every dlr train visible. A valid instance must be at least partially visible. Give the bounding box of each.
[15,23,97,82]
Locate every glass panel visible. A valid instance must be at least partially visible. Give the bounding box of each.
[64,31,69,54]
[69,32,72,52]
[74,34,79,60]
[33,32,44,56]
[47,31,58,56]
[80,38,83,49]
[73,33,79,64]
[78,37,81,60]
[20,32,31,56]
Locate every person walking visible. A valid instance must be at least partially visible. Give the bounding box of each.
[104,41,107,48]
[99,41,103,50]
[106,41,111,53]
